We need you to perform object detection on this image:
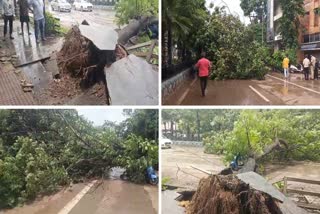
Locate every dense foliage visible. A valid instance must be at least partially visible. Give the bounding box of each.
[162,1,276,80]
[163,110,320,164]
[0,109,158,209]
[240,0,267,23]
[115,0,158,26]
[278,0,304,49]
[194,9,271,80]
[45,12,67,36]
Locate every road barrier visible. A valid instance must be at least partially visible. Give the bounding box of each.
[173,141,203,147]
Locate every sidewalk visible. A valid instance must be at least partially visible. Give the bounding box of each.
[0,22,35,105]
[0,20,63,105]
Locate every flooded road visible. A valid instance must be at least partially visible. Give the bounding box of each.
[163,72,320,105]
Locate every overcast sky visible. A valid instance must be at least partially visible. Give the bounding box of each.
[206,0,249,24]
[77,109,127,126]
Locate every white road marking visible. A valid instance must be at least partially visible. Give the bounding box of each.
[57,180,98,214]
[177,78,198,105]
[249,85,270,103]
[267,74,320,95]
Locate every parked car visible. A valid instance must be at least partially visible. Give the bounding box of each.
[161,137,173,149]
[51,0,72,12]
[73,0,93,11]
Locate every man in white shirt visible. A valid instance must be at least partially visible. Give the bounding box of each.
[303,55,311,80]
[2,0,15,40]
[28,0,45,43]
[311,55,316,80]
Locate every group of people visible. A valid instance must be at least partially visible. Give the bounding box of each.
[2,0,46,43]
[302,54,319,80]
[283,54,319,80]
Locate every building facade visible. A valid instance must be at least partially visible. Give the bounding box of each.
[267,0,320,61]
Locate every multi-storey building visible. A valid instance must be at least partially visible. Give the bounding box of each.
[267,0,320,61]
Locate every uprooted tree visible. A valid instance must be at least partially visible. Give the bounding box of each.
[187,175,283,214]
[0,109,158,209]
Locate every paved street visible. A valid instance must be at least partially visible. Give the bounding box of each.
[1,180,158,214]
[163,72,320,105]
[48,6,117,29]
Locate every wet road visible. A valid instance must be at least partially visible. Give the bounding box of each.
[163,72,320,105]
[48,6,117,29]
[162,145,225,189]
[2,180,158,214]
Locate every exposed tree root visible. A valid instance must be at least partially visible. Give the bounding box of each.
[187,175,283,214]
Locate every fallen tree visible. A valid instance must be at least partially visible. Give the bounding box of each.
[187,175,282,214]
[118,16,151,45]
[55,17,157,105]
[239,138,289,173]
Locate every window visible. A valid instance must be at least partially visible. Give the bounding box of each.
[315,14,319,27]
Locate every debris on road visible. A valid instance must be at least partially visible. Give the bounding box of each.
[20,80,34,93]
[53,19,158,105]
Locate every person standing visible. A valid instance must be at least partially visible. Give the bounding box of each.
[2,0,15,40]
[282,55,290,79]
[18,0,31,35]
[195,52,212,97]
[315,59,319,80]
[303,55,311,80]
[311,55,316,80]
[28,0,45,43]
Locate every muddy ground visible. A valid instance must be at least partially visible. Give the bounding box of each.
[161,146,225,189]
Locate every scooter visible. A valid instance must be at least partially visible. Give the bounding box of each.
[146,166,158,185]
[229,153,244,171]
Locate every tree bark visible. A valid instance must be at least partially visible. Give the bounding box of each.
[167,20,173,66]
[118,16,157,45]
[196,110,200,141]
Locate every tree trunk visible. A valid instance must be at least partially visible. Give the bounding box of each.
[118,16,155,45]
[196,110,200,141]
[167,20,173,66]
[170,121,174,139]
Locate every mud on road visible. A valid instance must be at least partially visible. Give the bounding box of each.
[161,145,225,189]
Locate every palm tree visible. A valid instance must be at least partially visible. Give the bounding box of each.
[162,0,208,78]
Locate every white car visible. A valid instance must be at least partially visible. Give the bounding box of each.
[51,0,72,12]
[161,137,173,149]
[73,0,93,11]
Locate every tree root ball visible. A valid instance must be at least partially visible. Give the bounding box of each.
[187,175,282,214]
[57,26,89,77]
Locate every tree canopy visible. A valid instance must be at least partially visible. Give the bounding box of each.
[162,109,320,164]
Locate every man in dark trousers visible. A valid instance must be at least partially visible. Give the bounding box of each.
[303,55,310,80]
[195,52,212,97]
[18,0,31,35]
[2,0,15,40]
